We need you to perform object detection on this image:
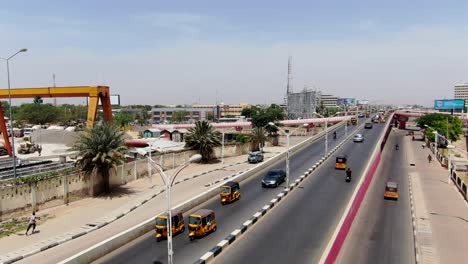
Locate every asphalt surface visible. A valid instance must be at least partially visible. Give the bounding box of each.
[336,129,415,264]
[94,123,361,264]
[212,121,386,264]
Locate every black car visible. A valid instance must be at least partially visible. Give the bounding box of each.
[261,169,286,188]
[364,122,373,129]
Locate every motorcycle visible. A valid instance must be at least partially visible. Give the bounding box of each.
[345,175,351,182]
[395,145,399,150]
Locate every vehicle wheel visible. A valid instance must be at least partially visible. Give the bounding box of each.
[275,182,279,188]
[238,194,241,200]
[190,236,195,241]
[213,226,217,232]
[157,237,161,242]
[221,202,225,205]
[182,226,185,233]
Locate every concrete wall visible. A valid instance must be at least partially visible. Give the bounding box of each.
[0,142,251,218]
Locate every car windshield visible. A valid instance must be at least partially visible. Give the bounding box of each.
[266,171,280,177]
[355,134,362,138]
[189,216,201,225]
[337,158,346,163]
[386,187,397,192]
[249,153,257,157]
[156,217,167,226]
[221,187,231,194]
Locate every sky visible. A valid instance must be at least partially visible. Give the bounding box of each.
[1,0,468,107]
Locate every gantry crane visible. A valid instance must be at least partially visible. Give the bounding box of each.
[0,86,113,156]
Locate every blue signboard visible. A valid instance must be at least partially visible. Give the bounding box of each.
[343,98,356,105]
[433,99,465,110]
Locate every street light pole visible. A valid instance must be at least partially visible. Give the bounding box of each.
[313,112,328,155]
[268,123,307,188]
[425,125,439,155]
[1,48,27,178]
[325,118,328,154]
[221,132,225,164]
[286,132,290,186]
[447,145,454,184]
[148,154,201,264]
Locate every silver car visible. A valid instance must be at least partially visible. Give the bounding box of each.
[353,134,364,142]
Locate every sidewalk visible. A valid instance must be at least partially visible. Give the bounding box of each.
[406,135,468,264]
[0,136,306,264]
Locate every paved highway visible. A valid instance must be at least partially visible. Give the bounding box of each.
[336,129,415,264]
[212,121,386,264]
[94,124,360,264]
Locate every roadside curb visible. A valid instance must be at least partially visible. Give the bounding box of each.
[0,161,247,264]
[407,174,420,263]
[193,128,353,264]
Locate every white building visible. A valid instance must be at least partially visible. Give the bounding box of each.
[320,94,338,108]
[454,83,468,111]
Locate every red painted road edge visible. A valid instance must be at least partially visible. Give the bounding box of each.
[324,114,393,264]
[324,152,381,264]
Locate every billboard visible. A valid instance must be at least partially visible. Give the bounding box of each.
[357,100,369,105]
[343,98,356,105]
[433,99,465,110]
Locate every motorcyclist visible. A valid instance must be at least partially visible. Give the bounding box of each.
[395,144,399,150]
[346,168,352,179]
[333,131,337,139]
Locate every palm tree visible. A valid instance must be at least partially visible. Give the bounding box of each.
[74,122,127,194]
[249,127,269,151]
[185,120,221,162]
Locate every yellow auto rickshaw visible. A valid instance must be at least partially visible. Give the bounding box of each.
[335,155,348,170]
[188,209,217,241]
[155,210,185,242]
[220,181,241,205]
[384,181,398,200]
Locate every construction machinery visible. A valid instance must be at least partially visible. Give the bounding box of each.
[0,86,113,156]
[17,142,42,154]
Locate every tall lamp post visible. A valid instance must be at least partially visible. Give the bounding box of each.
[148,154,202,264]
[332,112,346,137]
[424,125,439,155]
[313,112,328,155]
[429,130,454,184]
[446,144,455,184]
[0,48,28,178]
[268,122,308,187]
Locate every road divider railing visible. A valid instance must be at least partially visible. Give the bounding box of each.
[193,122,365,264]
[57,121,350,264]
[319,114,394,264]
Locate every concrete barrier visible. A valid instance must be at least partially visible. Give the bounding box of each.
[59,122,347,264]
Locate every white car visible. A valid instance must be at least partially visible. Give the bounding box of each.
[353,134,364,142]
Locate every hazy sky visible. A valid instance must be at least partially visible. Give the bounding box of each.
[1,0,468,107]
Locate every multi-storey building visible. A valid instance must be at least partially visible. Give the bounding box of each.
[455,83,468,110]
[151,107,214,124]
[320,94,338,108]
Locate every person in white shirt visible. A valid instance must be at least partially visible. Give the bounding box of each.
[25,212,39,235]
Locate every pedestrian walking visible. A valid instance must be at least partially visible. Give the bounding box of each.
[25,212,39,235]
[428,154,432,163]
